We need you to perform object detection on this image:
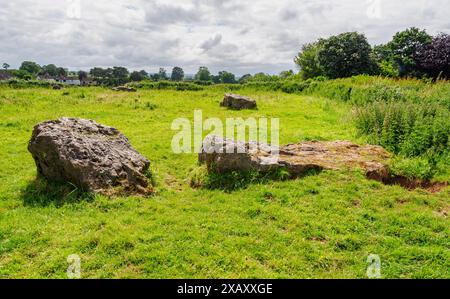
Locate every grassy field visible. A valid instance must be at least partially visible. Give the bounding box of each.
[0,85,448,278]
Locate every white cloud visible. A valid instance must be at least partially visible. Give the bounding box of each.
[0,0,448,75]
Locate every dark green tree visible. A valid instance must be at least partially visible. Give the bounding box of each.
[89,67,128,86]
[238,74,252,84]
[108,67,129,85]
[317,32,376,78]
[90,67,108,78]
[251,72,278,82]
[373,44,392,62]
[78,71,88,82]
[56,67,67,77]
[19,61,41,75]
[171,66,184,81]
[41,64,58,76]
[218,71,236,83]
[130,71,145,81]
[195,66,211,81]
[112,66,129,79]
[387,27,432,77]
[279,70,294,79]
[211,75,221,84]
[12,70,33,80]
[139,70,148,78]
[294,41,325,79]
[158,68,168,80]
[150,73,160,81]
[2,63,10,70]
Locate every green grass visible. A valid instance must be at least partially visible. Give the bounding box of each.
[0,85,449,278]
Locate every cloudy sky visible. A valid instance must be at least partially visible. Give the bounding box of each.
[1,0,449,75]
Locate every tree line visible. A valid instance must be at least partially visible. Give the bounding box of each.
[1,61,249,86]
[295,27,450,80]
[88,66,242,85]
[1,61,68,80]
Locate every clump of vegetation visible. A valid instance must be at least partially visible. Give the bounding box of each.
[1,79,54,88]
[389,156,436,180]
[354,98,449,180]
[354,100,449,157]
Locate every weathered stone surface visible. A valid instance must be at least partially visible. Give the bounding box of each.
[112,86,136,92]
[220,93,257,109]
[28,118,151,195]
[199,135,391,180]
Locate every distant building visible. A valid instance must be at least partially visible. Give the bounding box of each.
[36,73,95,86]
[37,74,56,82]
[55,76,81,85]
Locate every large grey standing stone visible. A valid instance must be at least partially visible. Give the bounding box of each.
[220,93,257,109]
[28,118,151,195]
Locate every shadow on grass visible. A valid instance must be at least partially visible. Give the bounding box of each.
[189,166,322,192]
[223,106,259,111]
[21,177,94,207]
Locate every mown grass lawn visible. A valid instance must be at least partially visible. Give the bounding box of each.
[0,86,448,278]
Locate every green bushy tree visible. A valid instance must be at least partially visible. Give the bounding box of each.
[89,67,108,78]
[171,66,184,81]
[317,32,376,79]
[158,68,168,80]
[295,41,324,79]
[88,66,129,86]
[19,61,41,75]
[238,74,252,84]
[130,70,146,81]
[387,27,432,77]
[279,70,294,79]
[195,66,211,81]
[218,71,236,83]
[40,64,59,76]
[250,73,279,82]
[12,69,33,80]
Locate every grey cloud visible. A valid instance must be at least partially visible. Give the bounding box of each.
[239,27,251,35]
[305,2,333,16]
[200,34,222,52]
[206,42,239,60]
[272,32,302,53]
[144,3,202,25]
[280,9,298,21]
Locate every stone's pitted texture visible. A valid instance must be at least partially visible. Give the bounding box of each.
[112,86,136,92]
[220,93,257,109]
[199,135,391,180]
[28,118,151,195]
[199,135,279,173]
